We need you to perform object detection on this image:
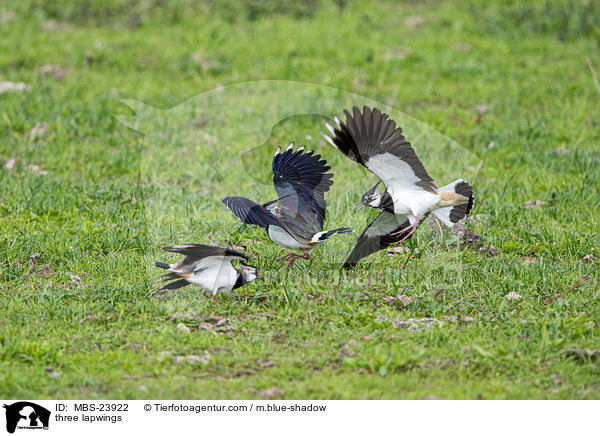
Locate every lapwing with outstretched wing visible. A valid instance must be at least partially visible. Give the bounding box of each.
[221,143,352,266]
[321,106,474,268]
[154,244,260,301]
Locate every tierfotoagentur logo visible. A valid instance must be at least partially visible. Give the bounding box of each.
[2,402,50,434]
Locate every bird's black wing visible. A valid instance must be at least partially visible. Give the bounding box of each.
[322,106,437,194]
[343,211,416,269]
[157,279,190,293]
[162,244,247,276]
[162,244,248,261]
[272,143,333,231]
[221,196,287,230]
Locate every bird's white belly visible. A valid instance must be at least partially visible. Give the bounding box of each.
[188,264,237,294]
[268,226,305,250]
[390,189,440,219]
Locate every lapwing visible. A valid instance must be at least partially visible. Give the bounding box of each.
[321,106,475,268]
[221,143,353,267]
[154,244,260,301]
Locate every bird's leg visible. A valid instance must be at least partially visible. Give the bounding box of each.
[286,253,301,267]
[281,250,311,267]
[211,293,216,303]
[392,226,416,245]
[390,216,420,245]
[282,252,303,267]
[281,252,294,261]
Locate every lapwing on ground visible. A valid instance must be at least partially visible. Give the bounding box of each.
[221,143,353,267]
[154,244,260,301]
[321,106,475,268]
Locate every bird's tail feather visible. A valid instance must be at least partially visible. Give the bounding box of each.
[433,179,474,227]
[154,261,171,269]
[162,272,180,280]
[311,227,354,243]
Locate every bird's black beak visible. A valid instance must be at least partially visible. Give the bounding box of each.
[354,200,365,210]
[256,272,263,280]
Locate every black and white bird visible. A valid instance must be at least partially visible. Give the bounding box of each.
[154,244,260,301]
[321,106,475,268]
[221,143,353,267]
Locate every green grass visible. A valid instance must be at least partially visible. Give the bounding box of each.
[1,0,599,399]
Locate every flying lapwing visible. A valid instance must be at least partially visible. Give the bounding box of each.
[221,143,353,267]
[154,244,260,301]
[321,106,475,268]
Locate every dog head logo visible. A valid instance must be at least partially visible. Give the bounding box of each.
[3,402,50,433]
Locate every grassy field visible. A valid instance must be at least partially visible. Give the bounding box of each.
[1,0,599,399]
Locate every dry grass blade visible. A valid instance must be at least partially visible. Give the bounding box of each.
[586,57,600,96]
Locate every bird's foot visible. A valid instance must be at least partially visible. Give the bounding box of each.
[282,251,310,267]
[210,294,216,302]
[284,253,301,267]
